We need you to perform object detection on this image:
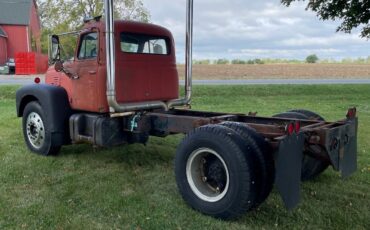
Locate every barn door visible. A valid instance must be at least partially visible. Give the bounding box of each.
[0,37,7,65]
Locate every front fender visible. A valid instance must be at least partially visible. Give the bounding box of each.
[16,84,72,145]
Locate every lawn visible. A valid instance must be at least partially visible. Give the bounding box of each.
[0,85,369,229]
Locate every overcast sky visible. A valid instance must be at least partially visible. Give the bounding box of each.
[141,0,370,62]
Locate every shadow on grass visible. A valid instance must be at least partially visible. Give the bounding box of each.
[58,135,183,169]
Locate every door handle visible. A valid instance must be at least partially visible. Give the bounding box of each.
[89,70,97,75]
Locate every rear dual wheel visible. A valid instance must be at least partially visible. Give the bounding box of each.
[273,110,329,181]
[221,121,274,207]
[175,124,272,219]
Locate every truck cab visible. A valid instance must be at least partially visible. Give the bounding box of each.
[46,19,179,113]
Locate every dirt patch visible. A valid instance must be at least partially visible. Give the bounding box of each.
[178,64,370,80]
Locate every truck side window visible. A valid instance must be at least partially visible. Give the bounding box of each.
[78,32,98,60]
[120,33,169,55]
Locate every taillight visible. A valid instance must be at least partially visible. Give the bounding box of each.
[295,121,301,133]
[346,108,356,119]
[287,123,295,135]
[34,77,41,84]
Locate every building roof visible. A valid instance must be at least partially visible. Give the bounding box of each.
[0,26,7,37]
[0,0,34,26]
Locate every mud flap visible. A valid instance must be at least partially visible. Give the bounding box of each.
[274,133,305,209]
[326,118,358,178]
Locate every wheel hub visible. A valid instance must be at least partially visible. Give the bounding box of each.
[186,148,229,202]
[203,156,227,192]
[26,112,45,149]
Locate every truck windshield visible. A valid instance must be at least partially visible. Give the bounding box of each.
[120,33,169,55]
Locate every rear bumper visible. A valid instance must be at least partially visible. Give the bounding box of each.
[323,117,358,178]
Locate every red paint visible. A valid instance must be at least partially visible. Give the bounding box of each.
[1,0,42,67]
[29,0,42,53]
[115,21,179,104]
[287,123,295,135]
[15,52,48,75]
[0,36,7,65]
[1,25,28,59]
[295,121,301,133]
[15,52,36,75]
[46,20,179,113]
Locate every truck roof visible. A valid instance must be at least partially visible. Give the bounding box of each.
[83,19,173,38]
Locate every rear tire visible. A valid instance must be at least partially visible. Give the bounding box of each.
[273,110,329,181]
[175,125,259,219]
[22,101,61,156]
[220,121,274,207]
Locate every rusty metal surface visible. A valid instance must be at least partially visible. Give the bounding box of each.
[146,109,357,141]
[144,109,358,177]
[318,117,358,176]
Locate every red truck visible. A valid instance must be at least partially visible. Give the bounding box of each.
[15,0,358,220]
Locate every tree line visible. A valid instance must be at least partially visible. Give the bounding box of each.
[192,55,370,65]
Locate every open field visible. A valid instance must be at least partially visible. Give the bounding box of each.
[178,64,370,79]
[1,64,370,84]
[0,85,370,229]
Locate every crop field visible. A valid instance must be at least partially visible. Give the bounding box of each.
[178,64,370,80]
[0,85,369,229]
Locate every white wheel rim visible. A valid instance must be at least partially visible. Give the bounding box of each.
[26,112,45,149]
[186,148,230,202]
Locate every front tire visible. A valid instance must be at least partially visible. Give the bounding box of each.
[22,101,61,156]
[175,125,259,220]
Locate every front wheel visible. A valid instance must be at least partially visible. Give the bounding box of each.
[22,101,61,156]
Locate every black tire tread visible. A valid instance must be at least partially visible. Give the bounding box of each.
[175,125,259,219]
[220,121,274,207]
[22,101,61,156]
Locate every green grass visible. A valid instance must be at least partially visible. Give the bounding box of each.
[0,85,369,229]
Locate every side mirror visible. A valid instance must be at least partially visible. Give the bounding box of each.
[51,35,60,62]
[54,60,63,72]
[54,60,79,79]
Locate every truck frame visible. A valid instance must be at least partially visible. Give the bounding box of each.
[15,0,358,220]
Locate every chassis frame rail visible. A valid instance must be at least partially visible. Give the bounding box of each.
[132,108,358,208]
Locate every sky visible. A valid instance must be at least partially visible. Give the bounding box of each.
[141,0,370,62]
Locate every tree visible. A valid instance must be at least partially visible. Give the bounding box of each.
[306,54,319,63]
[281,0,370,38]
[231,59,246,64]
[254,59,264,65]
[216,59,230,65]
[36,0,150,53]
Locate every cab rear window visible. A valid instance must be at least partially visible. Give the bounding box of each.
[120,33,170,55]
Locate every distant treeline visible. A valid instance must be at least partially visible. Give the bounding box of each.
[192,56,370,65]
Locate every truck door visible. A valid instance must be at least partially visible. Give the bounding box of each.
[71,32,100,111]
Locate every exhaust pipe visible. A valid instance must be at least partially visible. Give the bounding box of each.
[167,0,193,109]
[104,0,193,113]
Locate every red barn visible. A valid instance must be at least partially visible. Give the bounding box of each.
[0,26,7,65]
[0,0,42,67]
